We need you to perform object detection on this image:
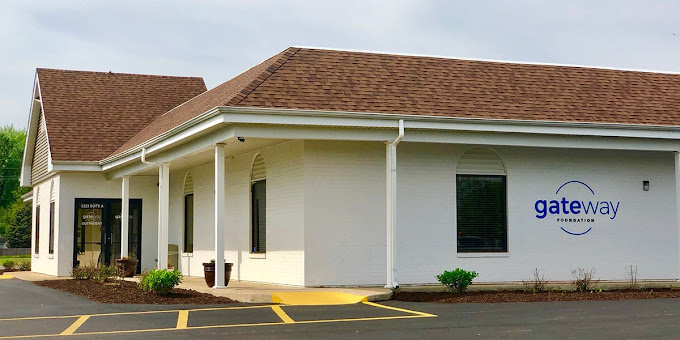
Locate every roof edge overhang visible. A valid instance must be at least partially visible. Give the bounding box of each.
[99,106,680,174]
[21,191,33,202]
[20,73,42,187]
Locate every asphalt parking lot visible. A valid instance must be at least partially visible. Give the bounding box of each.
[4,278,680,339]
[0,300,434,338]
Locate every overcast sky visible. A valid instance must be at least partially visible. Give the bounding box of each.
[1,0,679,128]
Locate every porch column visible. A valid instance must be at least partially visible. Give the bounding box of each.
[121,176,130,259]
[157,163,170,270]
[214,143,226,288]
[676,152,680,280]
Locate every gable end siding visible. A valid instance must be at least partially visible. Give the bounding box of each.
[31,113,50,185]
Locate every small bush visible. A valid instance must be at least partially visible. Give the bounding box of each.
[138,269,182,295]
[627,265,639,290]
[17,260,31,271]
[71,265,96,280]
[137,269,150,290]
[571,267,597,292]
[2,260,15,270]
[436,268,479,293]
[523,268,547,292]
[95,265,122,283]
[71,264,121,282]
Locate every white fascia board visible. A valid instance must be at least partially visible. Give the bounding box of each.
[21,191,33,202]
[221,107,680,140]
[20,75,41,187]
[233,124,396,141]
[407,130,680,152]
[106,125,236,179]
[101,113,227,171]
[100,105,680,174]
[44,116,54,174]
[50,161,102,172]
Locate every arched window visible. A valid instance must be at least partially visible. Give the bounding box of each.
[456,147,507,253]
[251,154,266,253]
[48,180,56,254]
[183,173,194,253]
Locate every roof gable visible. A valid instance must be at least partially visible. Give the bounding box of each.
[112,48,298,155]
[36,68,206,162]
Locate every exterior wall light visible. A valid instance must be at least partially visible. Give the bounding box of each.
[643,180,650,191]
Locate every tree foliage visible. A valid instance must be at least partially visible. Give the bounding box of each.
[0,125,28,236]
[5,200,31,248]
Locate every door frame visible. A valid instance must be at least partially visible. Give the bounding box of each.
[72,198,143,272]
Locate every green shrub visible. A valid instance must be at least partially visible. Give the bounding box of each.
[2,259,15,270]
[17,260,30,271]
[95,265,122,283]
[71,265,97,280]
[71,264,120,282]
[137,269,150,289]
[436,268,479,293]
[138,269,182,295]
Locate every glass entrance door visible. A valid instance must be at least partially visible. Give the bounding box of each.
[74,199,142,272]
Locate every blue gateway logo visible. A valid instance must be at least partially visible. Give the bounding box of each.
[534,180,620,235]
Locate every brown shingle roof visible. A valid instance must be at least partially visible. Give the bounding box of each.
[37,69,206,161]
[112,48,298,155]
[111,48,680,158]
[111,47,680,158]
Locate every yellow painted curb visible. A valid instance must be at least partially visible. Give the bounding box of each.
[0,274,14,279]
[272,292,368,305]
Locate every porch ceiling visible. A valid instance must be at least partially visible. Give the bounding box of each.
[131,137,287,176]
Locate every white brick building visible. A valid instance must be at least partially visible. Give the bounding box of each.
[22,47,680,287]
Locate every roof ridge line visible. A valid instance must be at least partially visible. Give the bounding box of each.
[226,47,301,107]
[291,46,680,75]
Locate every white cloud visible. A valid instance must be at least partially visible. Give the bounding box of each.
[1,0,679,127]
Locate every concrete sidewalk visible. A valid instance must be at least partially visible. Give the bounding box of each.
[176,276,393,304]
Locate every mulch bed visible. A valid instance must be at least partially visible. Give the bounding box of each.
[35,279,238,304]
[392,289,680,304]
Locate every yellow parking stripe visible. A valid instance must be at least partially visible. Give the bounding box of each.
[176,310,189,329]
[362,301,437,317]
[270,305,295,323]
[0,302,436,338]
[0,305,271,322]
[60,315,90,335]
[0,315,431,339]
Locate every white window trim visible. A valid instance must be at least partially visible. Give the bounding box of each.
[455,147,509,254]
[249,152,267,255]
[182,172,194,254]
[457,252,510,258]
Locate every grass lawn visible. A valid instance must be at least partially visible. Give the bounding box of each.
[0,255,30,260]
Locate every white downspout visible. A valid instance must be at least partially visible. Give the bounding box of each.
[386,119,404,289]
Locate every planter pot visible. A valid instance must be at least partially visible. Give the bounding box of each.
[115,258,138,277]
[203,262,233,288]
